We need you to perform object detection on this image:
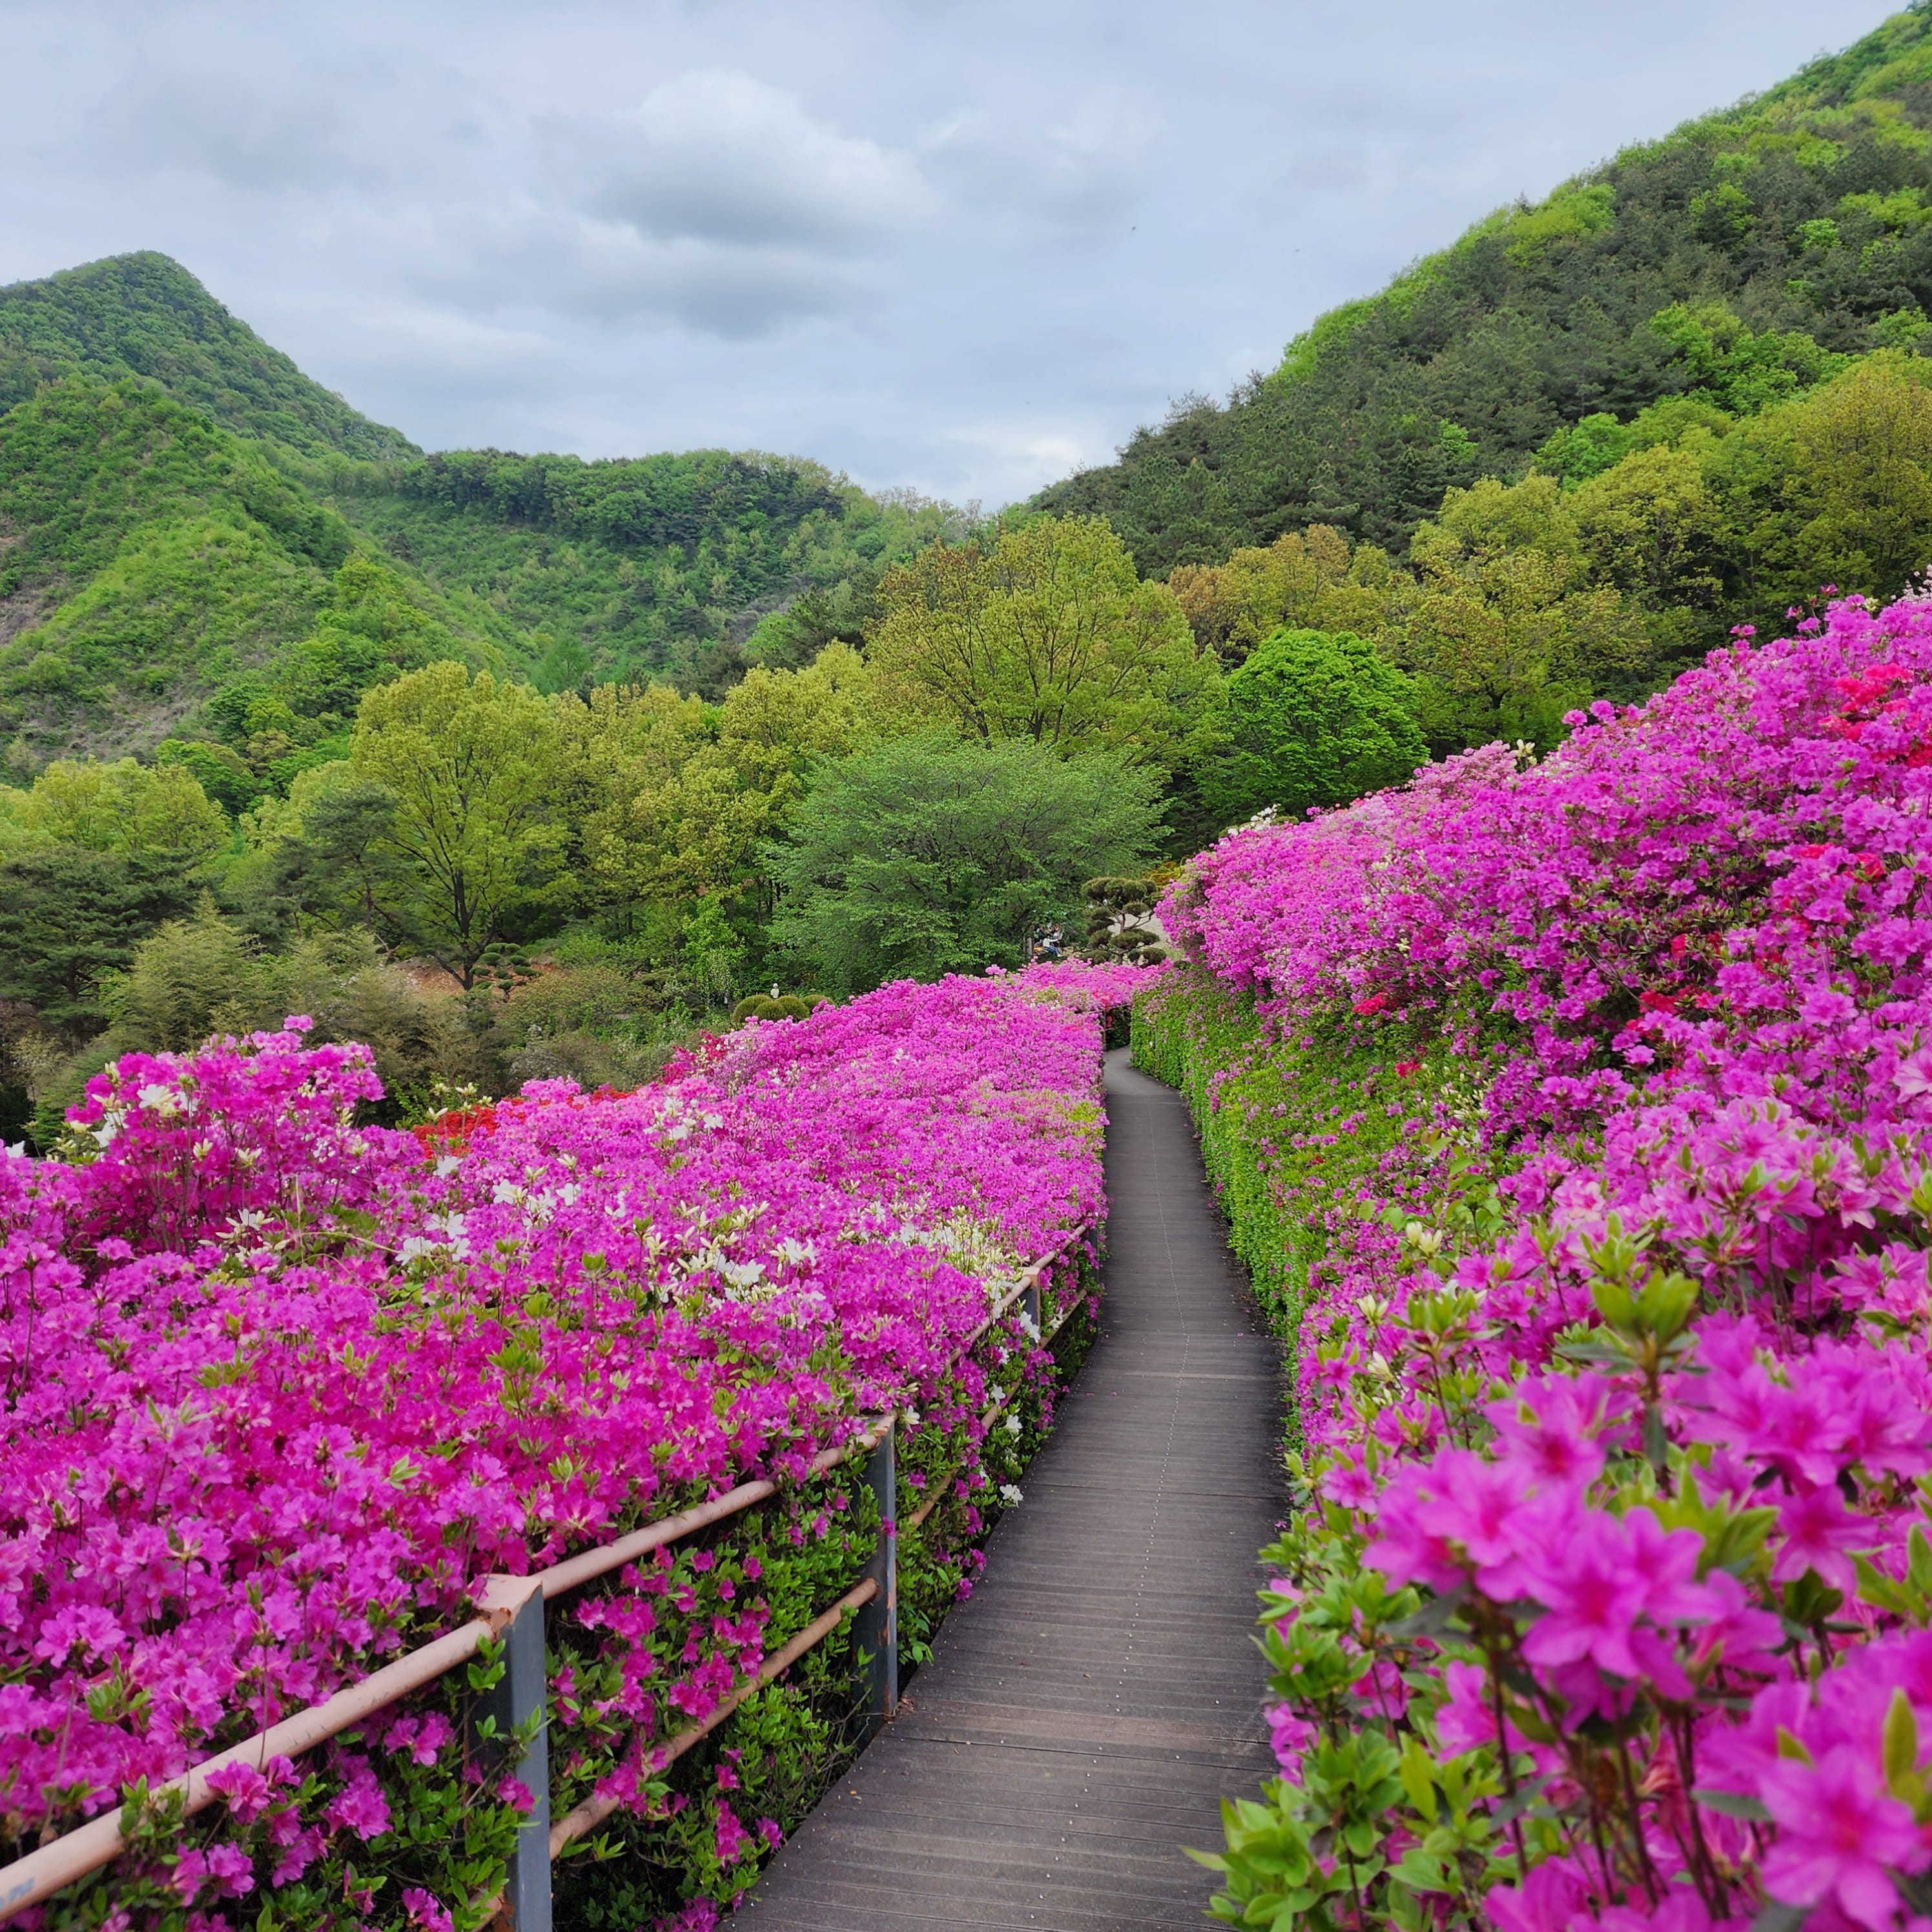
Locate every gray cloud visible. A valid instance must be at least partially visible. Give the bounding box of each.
[85,71,368,192]
[395,207,878,338]
[578,70,932,253]
[919,99,1155,238]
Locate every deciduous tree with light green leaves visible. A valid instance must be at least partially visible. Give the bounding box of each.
[865,515,1217,768]
[351,663,562,987]
[5,754,226,860]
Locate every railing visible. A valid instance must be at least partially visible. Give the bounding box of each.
[0,1224,1096,1931]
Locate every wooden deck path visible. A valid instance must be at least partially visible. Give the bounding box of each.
[739,1049,1286,1931]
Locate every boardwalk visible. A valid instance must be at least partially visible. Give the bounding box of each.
[740,1049,1286,1931]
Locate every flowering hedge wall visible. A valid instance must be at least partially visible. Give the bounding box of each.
[2,961,1133,1930]
[1141,597,1932,1932]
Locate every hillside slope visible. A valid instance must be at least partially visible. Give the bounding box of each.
[1040,3,1932,574]
[316,446,965,694]
[0,253,418,462]
[0,377,504,779]
[0,254,963,753]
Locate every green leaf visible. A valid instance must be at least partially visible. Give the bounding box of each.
[1694,1787,1773,1821]
[1887,1687,1920,1791]
[1398,1740,1438,1822]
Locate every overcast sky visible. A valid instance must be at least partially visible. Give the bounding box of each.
[0,0,1898,505]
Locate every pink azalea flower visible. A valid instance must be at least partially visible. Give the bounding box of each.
[1519,1509,1715,1688]
[1485,1857,1590,1932]
[402,1888,456,1932]
[1773,1484,1873,1593]
[1760,1745,1929,1929]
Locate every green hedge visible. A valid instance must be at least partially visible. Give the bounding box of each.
[1130,967,1479,1452]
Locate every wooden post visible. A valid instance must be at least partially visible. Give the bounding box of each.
[854,1423,897,1732]
[475,1580,551,1932]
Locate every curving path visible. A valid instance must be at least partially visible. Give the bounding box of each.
[739,1050,1286,1931]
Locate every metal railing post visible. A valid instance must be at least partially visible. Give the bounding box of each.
[1022,1273,1042,1339]
[854,1422,897,1732]
[475,1580,551,1932]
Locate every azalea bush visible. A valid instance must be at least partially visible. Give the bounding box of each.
[1,963,1136,1929]
[1146,596,1932,1932]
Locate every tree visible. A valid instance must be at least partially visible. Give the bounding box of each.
[1168,525,1396,663]
[716,642,878,805]
[554,644,881,938]
[766,734,1163,992]
[0,845,199,1043]
[1083,875,1170,965]
[351,663,562,987]
[249,776,418,943]
[552,680,741,930]
[1393,475,1651,751]
[746,576,881,669]
[1195,629,1426,830]
[1569,444,1727,626]
[1739,351,1932,608]
[866,516,1217,766]
[17,755,225,859]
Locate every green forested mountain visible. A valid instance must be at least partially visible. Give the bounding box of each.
[0,256,963,773]
[316,446,966,695]
[1040,3,1932,577]
[0,252,418,461]
[0,376,508,786]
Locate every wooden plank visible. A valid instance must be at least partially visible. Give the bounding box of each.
[739,1051,1287,1930]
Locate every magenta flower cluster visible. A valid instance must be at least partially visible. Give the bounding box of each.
[0,964,1118,1886]
[1164,597,1932,1931]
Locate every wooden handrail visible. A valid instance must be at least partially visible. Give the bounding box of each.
[0,1619,502,1921]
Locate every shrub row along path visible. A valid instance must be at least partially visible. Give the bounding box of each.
[741,1050,1286,1930]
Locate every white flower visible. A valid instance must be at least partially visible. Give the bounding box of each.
[1003,1413,1022,1437]
[435,1156,460,1178]
[998,1484,1023,1506]
[137,1083,183,1116]
[901,1407,921,1430]
[1018,1313,1041,1343]
[492,1180,524,1204]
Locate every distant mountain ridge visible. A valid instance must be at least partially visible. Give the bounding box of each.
[0,256,954,776]
[0,252,419,463]
[1038,2,1932,574]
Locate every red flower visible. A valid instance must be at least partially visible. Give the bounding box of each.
[1353,993,1389,1017]
[1394,1060,1421,1076]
